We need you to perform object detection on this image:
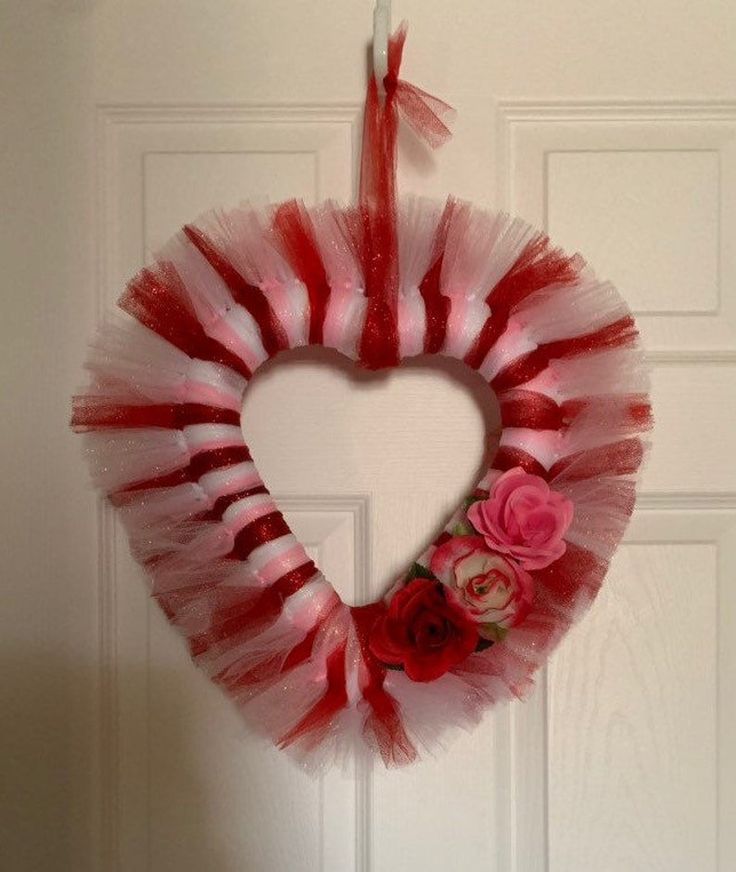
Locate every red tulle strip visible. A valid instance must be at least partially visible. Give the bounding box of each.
[430,530,453,550]
[114,445,252,496]
[498,390,565,431]
[464,237,581,370]
[207,485,269,520]
[214,653,285,693]
[278,643,349,750]
[213,623,324,698]
[188,445,252,477]
[391,80,453,149]
[212,623,323,693]
[497,391,652,445]
[71,400,240,431]
[357,113,401,369]
[121,267,252,379]
[492,445,548,477]
[358,23,453,370]
[418,199,455,353]
[548,437,645,483]
[359,295,401,369]
[418,257,450,353]
[183,225,290,357]
[561,395,653,431]
[281,625,321,672]
[492,316,638,392]
[351,602,417,766]
[232,512,291,560]
[533,542,607,607]
[188,561,318,657]
[627,399,653,428]
[272,200,331,345]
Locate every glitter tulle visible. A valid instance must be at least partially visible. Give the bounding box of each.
[72,194,651,767]
[71,22,650,769]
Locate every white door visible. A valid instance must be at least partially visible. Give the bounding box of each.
[3,1,735,870]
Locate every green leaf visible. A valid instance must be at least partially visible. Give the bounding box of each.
[451,521,475,537]
[406,562,438,582]
[479,623,509,643]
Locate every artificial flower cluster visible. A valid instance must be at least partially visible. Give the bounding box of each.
[369,467,574,681]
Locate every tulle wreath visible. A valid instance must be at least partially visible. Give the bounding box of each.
[72,24,651,768]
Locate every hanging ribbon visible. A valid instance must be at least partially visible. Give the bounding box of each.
[358,22,454,369]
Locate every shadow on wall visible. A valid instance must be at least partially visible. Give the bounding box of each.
[0,644,340,871]
[132,654,347,869]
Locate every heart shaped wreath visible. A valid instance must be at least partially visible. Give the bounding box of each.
[72,24,650,767]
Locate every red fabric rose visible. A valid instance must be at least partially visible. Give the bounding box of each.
[369,578,479,682]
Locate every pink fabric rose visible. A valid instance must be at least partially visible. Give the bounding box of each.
[467,467,573,570]
[430,536,534,633]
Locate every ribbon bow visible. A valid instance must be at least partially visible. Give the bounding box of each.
[360,22,454,209]
[358,22,454,369]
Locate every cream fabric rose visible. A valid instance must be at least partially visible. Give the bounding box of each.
[430,535,534,633]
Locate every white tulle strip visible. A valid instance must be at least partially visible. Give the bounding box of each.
[499,428,562,470]
[221,492,276,532]
[478,319,538,381]
[82,428,189,492]
[235,602,350,727]
[311,202,365,295]
[517,347,648,404]
[249,536,307,577]
[159,231,270,370]
[397,196,442,294]
[83,316,247,410]
[383,669,485,754]
[188,205,312,349]
[514,273,629,344]
[398,287,427,358]
[195,578,338,680]
[561,395,649,457]
[552,348,648,401]
[441,205,535,300]
[115,482,211,528]
[150,555,256,597]
[264,278,311,350]
[322,285,367,359]
[181,423,244,454]
[85,317,190,403]
[558,477,638,562]
[443,297,491,359]
[186,360,247,411]
[192,206,273,287]
[198,461,262,501]
[129,517,234,566]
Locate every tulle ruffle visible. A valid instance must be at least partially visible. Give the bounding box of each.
[72,196,650,769]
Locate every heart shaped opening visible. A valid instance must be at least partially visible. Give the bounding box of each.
[241,347,501,606]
